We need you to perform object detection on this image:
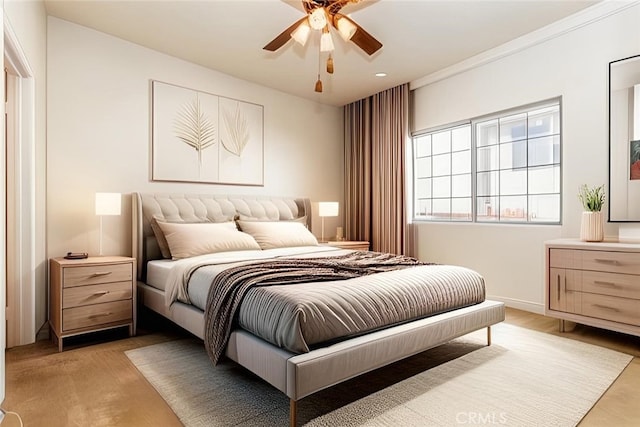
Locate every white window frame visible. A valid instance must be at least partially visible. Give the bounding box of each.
[411,98,562,225]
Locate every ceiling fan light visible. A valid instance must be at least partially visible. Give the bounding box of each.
[309,8,327,31]
[336,16,357,41]
[320,31,334,52]
[291,21,311,46]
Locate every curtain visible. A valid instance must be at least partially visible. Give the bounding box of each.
[344,84,409,255]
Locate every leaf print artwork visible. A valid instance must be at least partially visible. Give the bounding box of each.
[153,81,263,185]
[222,102,250,157]
[173,93,217,176]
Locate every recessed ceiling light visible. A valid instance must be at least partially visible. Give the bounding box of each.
[375,72,387,77]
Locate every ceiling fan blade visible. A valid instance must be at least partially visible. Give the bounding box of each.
[333,14,382,55]
[263,16,309,52]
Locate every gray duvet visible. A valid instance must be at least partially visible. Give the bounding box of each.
[186,250,485,364]
[236,263,485,351]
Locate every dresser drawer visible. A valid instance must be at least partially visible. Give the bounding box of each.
[63,263,132,287]
[582,271,640,299]
[581,250,640,275]
[549,249,580,269]
[582,293,640,326]
[63,281,132,309]
[63,300,132,331]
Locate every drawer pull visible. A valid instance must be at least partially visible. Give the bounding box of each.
[91,271,113,277]
[592,304,620,313]
[593,280,619,288]
[92,290,110,296]
[594,259,619,265]
[88,312,113,319]
[556,275,560,301]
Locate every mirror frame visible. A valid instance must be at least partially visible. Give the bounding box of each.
[608,54,640,223]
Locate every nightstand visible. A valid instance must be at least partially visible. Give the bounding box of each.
[326,240,370,251]
[49,256,136,351]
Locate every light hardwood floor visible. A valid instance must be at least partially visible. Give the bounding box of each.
[3,307,640,426]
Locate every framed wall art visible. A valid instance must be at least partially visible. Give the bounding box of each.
[151,80,264,186]
[631,140,640,180]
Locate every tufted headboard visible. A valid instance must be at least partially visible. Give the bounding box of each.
[132,192,312,281]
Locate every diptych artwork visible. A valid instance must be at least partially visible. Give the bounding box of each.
[152,80,264,185]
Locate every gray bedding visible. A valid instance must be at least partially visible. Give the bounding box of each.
[184,250,486,363]
[236,263,485,352]
[204,252,430,364]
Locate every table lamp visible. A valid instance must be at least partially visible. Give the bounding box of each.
[95,192,121,255]
[318,201,339,242]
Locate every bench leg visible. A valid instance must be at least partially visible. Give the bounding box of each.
[487,326,492,346]
[290,399,297,427]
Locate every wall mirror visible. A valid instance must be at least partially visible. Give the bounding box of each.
[609,54,640,222]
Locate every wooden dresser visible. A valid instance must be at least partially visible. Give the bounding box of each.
[49,256,136,351]
[545,238,640,336]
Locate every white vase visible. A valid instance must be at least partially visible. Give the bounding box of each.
[580,211,604,242]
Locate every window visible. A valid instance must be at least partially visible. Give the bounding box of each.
[413,124,471,221]
[412,99,561,224]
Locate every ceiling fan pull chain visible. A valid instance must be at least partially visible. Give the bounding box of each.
[263,0,383,92]
[315,46,323,93]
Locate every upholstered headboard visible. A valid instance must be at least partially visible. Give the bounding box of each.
[132,192,312,281]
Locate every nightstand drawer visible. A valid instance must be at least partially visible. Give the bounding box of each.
[327,241,370,251]
[64,263,132,287]
[63,300,132,331]
[63,281,132,309]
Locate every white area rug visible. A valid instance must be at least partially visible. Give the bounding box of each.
[126,323,632,426]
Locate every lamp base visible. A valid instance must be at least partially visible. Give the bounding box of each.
[99,215,104,256]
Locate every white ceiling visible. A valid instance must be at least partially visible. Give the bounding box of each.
[43,0,599,106]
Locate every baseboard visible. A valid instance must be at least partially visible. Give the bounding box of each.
[486,295,544,315]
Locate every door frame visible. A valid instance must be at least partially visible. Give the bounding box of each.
[4,15,36,347]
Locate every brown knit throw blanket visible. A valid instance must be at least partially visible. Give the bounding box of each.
[204,251,425,365]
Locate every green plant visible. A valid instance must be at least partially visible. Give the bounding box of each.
[578,184,605,212]
[631,140,640,163]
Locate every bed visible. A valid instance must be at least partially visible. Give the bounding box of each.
[132,192,505,426]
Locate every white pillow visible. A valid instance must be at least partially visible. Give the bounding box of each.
[156,220,261,259]
[236,220,319,250]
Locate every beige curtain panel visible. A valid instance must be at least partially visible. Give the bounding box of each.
[344,84,409,255]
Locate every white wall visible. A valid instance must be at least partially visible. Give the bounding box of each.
[3,0,47,337]
[410,4,640,313]
[0,4,5,405]
[47,17,344,271]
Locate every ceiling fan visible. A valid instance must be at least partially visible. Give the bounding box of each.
[263,0,383,92]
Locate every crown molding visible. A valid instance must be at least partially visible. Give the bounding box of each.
[410,0,640,90]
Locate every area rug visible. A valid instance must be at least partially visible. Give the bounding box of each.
[125,323,632,426]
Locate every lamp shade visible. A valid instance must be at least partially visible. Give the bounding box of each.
[95,192,121,216]
[318,201,339,217]
[291,21,311,46]
[320,30,335,52]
